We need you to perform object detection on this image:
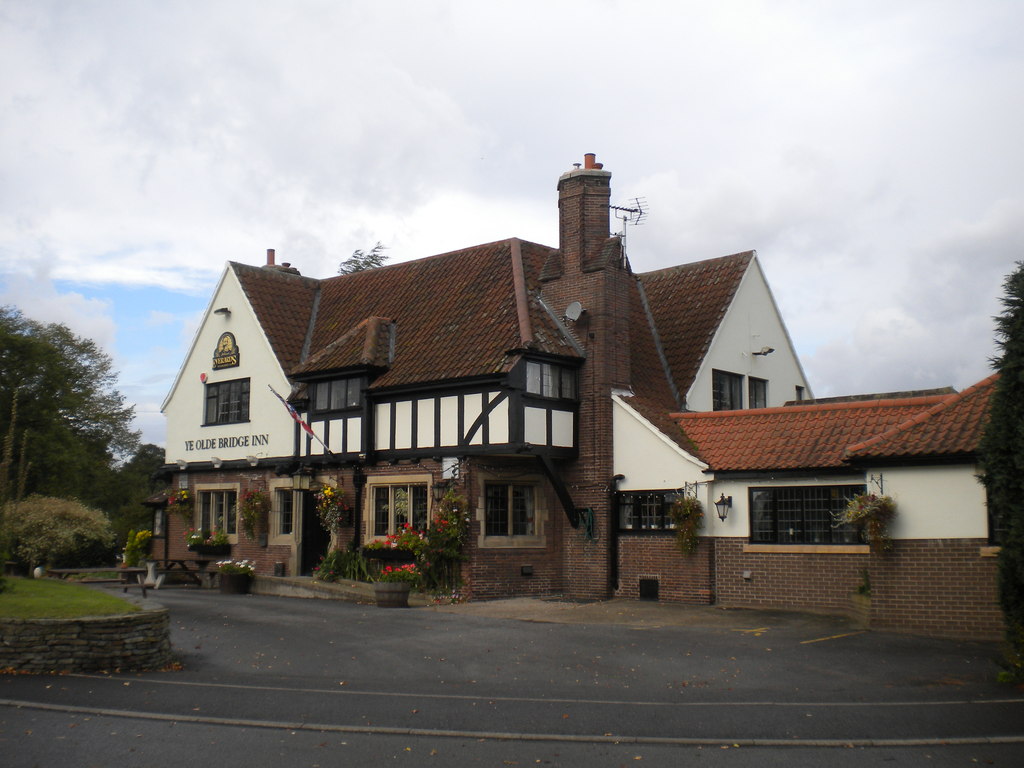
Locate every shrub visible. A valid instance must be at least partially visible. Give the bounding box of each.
[8,495,116,569]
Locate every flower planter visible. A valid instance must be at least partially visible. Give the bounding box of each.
[362,548,416,563]
[219,572,252,595]
[189,544,231,556]
[373,581,411,608]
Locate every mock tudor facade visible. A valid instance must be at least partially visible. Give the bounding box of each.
[159,154,1001,639]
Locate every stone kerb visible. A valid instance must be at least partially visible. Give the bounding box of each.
[0,603,173,673]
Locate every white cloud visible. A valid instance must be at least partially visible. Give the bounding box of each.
[1,0,1022,437]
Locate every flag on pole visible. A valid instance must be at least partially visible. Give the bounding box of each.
[268,384,331,452]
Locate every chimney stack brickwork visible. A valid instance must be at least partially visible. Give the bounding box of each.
[544,156,635,600]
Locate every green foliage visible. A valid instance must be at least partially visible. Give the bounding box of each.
[122,529,152,567]
[0,577,137,619]
[239,489,269,539]
[215,559,255,575]
[668,495,704,555]
[979,260,1024,682]
[8,495,116,569]
[376,563,420,584]
[840,493,897,551]
[338,242,388,275]
[106,443,166,545]
[314,548,370,582]
[0,307,140,510]
[418,487,470,592]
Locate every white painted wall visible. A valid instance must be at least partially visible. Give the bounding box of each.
[865,464,988,539]
[162,266,296,464]
[687,257,811,411]
[612,394,707,490]
[704,464,987,541]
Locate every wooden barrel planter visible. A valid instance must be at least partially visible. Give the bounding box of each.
[372,582,411,608]
[189,544,231,556]
[219,573,252,594]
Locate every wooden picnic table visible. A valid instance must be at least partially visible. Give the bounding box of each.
[46,566,149,598]
[144,558,218,589]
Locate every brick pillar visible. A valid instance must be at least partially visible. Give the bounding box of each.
[544,155,634,600]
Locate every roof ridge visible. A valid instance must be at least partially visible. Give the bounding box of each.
[844,373,999,456]
[672,392,951,420]
[637,250,754,279]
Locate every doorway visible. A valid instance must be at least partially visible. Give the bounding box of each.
[299,491,330,575]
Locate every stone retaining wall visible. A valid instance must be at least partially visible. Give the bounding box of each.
[0,605,173,673]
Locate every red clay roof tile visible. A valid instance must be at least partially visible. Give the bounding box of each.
[675,393,953,471]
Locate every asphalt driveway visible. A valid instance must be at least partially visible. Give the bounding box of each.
[3,588,1023,767]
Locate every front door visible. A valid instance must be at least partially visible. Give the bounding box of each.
[299,491,330,575]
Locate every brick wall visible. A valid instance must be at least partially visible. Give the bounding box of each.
[714,537,1004,640]
[616,533,714,604]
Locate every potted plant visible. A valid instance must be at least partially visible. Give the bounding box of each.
[668,496,704,555]
[840,493,897,552]
[362,525,423,563]
[216,559,255,594]
[186,528,231,556]
[239,489,270,543]
[373,563,419,607]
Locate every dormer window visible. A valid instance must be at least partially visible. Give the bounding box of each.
[526,361,577,400]
[312,377,363,413]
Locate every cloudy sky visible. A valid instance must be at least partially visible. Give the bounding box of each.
[2,0,1021,448]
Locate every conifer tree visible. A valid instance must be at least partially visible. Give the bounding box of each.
[979,260,1024,681]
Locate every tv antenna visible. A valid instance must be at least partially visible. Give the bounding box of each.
[610,197,648,257]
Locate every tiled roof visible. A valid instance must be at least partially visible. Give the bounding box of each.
[638,252,753,403]
[675,393,952,471]
[233,263,319,374]
[290,316,394,375]
[845,374,997,461]
[240,239,579,391]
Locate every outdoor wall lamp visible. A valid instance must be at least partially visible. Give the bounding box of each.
[214,307,231,316]
[176,459,187,470]
[432,478,452,503]
[246,455,259,467]
[211,457,223,469]
[714,494,733,521]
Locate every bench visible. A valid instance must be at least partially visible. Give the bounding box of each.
[47,567,148,598]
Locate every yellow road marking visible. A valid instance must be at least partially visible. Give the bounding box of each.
[800,631,866,644]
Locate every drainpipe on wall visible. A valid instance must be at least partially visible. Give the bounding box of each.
[610,474,624,592]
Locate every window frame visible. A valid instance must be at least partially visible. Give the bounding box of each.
[365,479,430,540]
[712,369,744,411]
[197,489,238,537]
[749,484,865,545]
[749,376,768,409]
[485,483,537,537]
[617,491,686,531]
[204,378,250,425]
[311,376,364,414]
[275,488,294,536]
[525,360,577,400]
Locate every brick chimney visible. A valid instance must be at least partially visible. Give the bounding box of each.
[557,153,612,274]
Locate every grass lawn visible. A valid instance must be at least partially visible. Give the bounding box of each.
[0,577,139,619]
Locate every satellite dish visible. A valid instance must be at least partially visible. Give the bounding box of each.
[564,301,584,321]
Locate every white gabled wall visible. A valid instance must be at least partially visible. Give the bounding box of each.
[687,257,811,411]
[612,394,707,491]
[161,265,297,465]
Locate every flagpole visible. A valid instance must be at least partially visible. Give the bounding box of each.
[268,384,333,455]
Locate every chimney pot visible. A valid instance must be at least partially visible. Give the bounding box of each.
[584,153,597,169]
[267,248,276,266]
